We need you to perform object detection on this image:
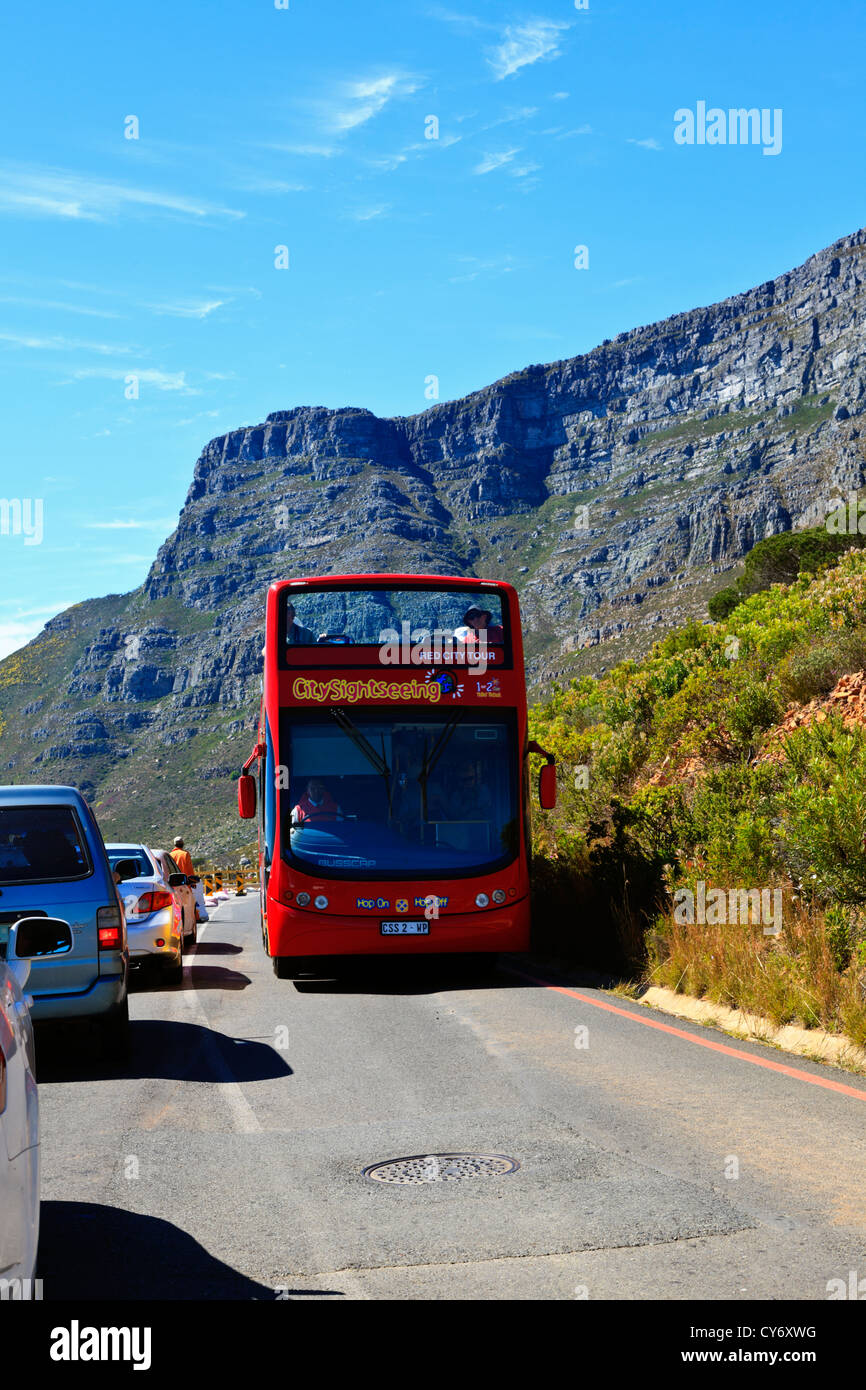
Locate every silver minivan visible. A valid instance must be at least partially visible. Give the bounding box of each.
[0,785,129,1055]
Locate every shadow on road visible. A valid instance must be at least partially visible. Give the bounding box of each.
[289,955,538,996]
[38,1202,341,1300]
[34,1018,293,1085]
[128,959,250,994]
[187,940,245,956]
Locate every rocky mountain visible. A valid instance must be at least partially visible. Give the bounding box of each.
[2,225,865,854]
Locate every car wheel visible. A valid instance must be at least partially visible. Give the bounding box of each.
[273,955,294,979]
[185,911,196,948]
[98,996,130,1060]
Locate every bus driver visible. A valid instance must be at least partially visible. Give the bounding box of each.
[292,778,343,826]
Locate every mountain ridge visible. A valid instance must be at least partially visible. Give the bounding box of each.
[2,223,865,852]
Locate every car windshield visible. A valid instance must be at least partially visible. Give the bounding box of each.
[280,710,518,877]
[107,848,154,877]
[280,587,507,650]
[0,805,92,884]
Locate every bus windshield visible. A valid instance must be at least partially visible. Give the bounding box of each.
[280,586,506,650]
[280,710,518,877]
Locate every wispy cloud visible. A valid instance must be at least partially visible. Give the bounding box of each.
[67,367,197,393]
[0,330,134,355]
[628,137,663,151]
[474,148,521,174]
[426,6,492,32]
[481,105,539,130]
[266,142,339,159]
[173,410,221,428]
[487,20,570,81]
[325,74,422,133]
[347,205,390,221]
[231,173,309,193]
[0,163,245,222]
[0,295,121,319]
[449,253,517,283]
[144,298,225,319]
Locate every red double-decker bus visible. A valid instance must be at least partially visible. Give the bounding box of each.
[237,575,555,974]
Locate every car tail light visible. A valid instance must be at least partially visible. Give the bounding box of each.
[136,890,173,914]
[97,904,123,951]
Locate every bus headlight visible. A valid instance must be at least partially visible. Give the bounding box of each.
[314,895,329,910]
[492,889,506,904]
[296,892,311,907]
[475,893,489,908]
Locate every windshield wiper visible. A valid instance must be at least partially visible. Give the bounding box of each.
[416,710,464,820]
[330,709,393,812]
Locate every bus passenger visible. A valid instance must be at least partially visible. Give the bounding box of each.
[459,606,504,645]
[292,778,342,826]
[286,604,316,645]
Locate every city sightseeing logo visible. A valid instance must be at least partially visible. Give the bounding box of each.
[425,670,465,700]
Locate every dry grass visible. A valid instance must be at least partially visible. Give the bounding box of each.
[651,894,866,1044]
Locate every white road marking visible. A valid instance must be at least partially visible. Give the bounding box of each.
[178,903,262,1134]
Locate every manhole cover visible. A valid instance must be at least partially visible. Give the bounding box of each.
[363,1153,519,1184]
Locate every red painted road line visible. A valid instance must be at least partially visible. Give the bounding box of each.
[506,967,866,1102]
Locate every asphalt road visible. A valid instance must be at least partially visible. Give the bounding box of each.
[33,893,866,1300]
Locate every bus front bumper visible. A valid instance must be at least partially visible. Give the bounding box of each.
[266,899,530,957]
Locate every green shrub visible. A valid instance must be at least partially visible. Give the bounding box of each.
[778,627,866,705]
[708,586,741,620]
[776,718,866,902]
[727,678,782,750]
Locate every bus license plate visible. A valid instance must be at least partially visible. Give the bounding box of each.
[380,920,429,935]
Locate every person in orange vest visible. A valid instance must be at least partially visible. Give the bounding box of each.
[174,836,209,922]
[172,837,194,877]
[291,779,342,826]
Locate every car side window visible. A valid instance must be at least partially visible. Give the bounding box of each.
[165,855,178,876]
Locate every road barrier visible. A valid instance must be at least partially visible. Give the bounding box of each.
[198,866,259,898]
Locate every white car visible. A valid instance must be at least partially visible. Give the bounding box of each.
[0,916,73,1296]
[106,844,190,984]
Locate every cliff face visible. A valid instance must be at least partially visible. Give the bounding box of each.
[2,226,865,852]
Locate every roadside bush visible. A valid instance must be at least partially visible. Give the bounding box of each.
[726,677,782,751]
[708,586,741,621]
[776,717,866,903]
[778,627,866,705]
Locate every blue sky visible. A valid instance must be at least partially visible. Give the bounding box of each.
[1,0,864,657]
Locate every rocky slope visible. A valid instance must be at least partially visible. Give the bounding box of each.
[2,225,865,853]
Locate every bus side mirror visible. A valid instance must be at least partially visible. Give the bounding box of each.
[539,763,557,810]
[238,774,257,820]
